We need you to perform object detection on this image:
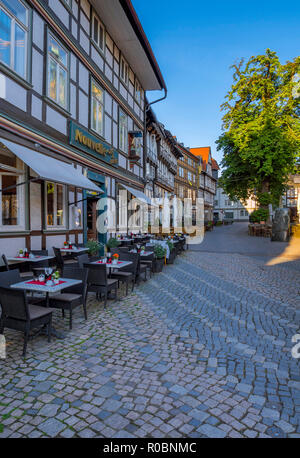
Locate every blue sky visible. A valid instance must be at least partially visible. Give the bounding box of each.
[132,0,300,165]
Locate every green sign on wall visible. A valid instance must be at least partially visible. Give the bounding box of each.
[70,122,118,167]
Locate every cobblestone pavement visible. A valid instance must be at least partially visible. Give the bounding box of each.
[0,230,299,438]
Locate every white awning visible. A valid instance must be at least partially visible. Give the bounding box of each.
[121,184,155,206]
[0,138,102,193]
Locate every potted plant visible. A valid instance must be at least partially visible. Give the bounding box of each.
[112,253,119,265]
[106,237,120,252]
[86,239,103,257]
[153,244,166,273]
[166,240,176,264]
[53,270,60,285]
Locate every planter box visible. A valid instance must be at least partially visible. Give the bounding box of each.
[166,250,176,264]
[153,258,164,273]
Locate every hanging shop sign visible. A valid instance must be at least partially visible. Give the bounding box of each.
[70,122,118,167]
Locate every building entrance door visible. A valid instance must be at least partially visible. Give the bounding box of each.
[87,198,97,240]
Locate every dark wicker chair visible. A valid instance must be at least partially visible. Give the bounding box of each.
[140,251,155,277]
[110,252,139,295]
[53,247,77,272]
[1,253,32,279]
[0,254,9,271]
[0,269,44,305]
[49,266,88,330]
[0,286,53,357]
[30,250,50,276]
[76,254,90,268]
[84,263,118,308]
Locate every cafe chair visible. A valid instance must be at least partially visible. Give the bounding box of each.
[49,266,88,330]
[0,286,53,357]
[53,247,77,272]
[110,252,138,295]
[0,269,45,306]
[84,263,118,308]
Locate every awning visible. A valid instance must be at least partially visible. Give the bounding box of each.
[0,138,102,193]
[121,184,155,206]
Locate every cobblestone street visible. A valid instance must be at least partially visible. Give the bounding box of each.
[0,224,299,438]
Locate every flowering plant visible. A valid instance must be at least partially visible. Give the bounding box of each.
[64,241,68,246]
[112,253,119,259]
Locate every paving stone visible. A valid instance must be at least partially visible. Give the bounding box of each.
[38,419,65,437]
[197,424,227,438]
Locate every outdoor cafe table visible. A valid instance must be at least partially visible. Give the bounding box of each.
[60,247,88,254]
[140,251,154,257]
[10,278,82,338]
[7,255,54,263]
[90,260,133,269]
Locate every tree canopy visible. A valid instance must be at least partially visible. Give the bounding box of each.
[217,49,300,207]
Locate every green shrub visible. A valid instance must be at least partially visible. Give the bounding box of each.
[106,237,120,250]
[166,240,174,252]
[154,244,167,259]
[249,208,269,223]
[86,239,103,255]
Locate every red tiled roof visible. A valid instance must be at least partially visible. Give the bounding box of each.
[190,147,211,172]
[212,158,219,170]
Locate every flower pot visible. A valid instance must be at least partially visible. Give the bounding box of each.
[153,258,164,273]
[166,250,176,264]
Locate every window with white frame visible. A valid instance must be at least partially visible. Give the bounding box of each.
[45,182,66,228]
[135,78,142,104]
[0,0,29,79]
[187,171,192,182]
[179,167,184,178]
[119,110,127,153]
[120,56,128,85]
[91,79,104,136]
[47,33,69,109]
[92,11,105,53]
[0,144,25,229]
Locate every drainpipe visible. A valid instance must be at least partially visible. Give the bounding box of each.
[143,88,168,186]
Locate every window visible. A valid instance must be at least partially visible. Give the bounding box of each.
[47,33,69,109]
[0,0,28,79]
[187,189,192,199]
[91,80,104,136]
[0,143,25,229]
[135,78,141,104]
[179,167,184,178]
[188,171,192,182]
[119,110,127,153]
[240,210,248,216]
[46,182,66,228]
[92,12,105,53]
[62,0,71,7]
[120,56,128,85]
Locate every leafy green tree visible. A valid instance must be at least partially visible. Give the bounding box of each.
[217,49,300,209]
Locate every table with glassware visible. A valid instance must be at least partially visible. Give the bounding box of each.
[91,259,133,270]
[10,277,83,339]
[60,247,88,254]
[7,255,54,263]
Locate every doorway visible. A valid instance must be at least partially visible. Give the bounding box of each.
[87,198,97,240]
